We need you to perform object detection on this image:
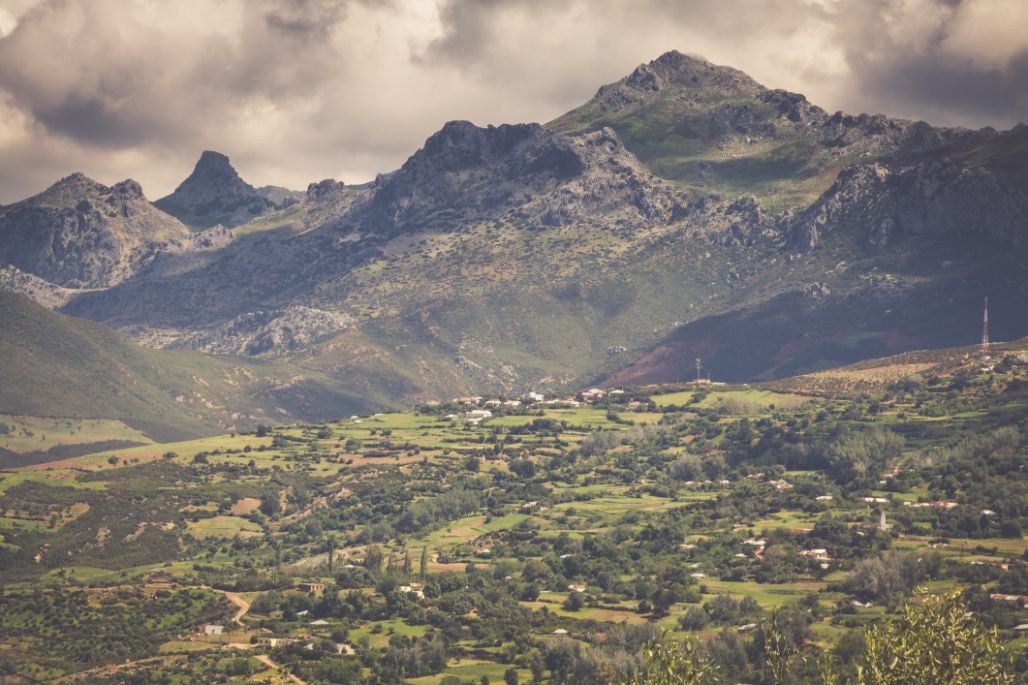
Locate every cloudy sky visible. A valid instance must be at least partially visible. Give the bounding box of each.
[0,0,1026,204]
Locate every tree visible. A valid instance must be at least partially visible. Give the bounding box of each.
[852,590,1012,685]
[326,535,336,574]
[544,638,579,685]
[420,547,429,580]
[504,667,519,685]
[259,489,281,517]
[625,639,720,685]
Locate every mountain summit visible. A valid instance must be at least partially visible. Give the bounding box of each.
[155,150,295,229]
[0,174,190,288]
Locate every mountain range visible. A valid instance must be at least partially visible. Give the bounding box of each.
[2,50,1026,438]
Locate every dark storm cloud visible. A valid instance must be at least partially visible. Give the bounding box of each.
[829,0,1028,126]
[0,0,1023,204]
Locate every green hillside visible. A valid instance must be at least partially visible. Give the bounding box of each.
[0,293,380,441]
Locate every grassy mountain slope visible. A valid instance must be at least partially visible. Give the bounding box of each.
[549,51,990,213]
[0,293,384,440]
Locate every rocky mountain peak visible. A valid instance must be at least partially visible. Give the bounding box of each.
[0,173,190,288]
[174,150,248,195]
[585,50,765,114]
[44,172,107,198]
[418,121,550,171]
[630,50,759,92]
[357,120,687,234]
[155,150,280,229]
[195,149,233,172]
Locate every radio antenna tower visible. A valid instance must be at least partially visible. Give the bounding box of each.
[981,296,990,357]
[695,358,702,386]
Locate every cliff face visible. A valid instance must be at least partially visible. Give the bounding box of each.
[0,173,191,288]
[789,159,1028,251]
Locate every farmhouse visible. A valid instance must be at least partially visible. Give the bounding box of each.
[465,409,493,421]
[799,549,831,562]
[256,637,300,648]
[398,584,425,599]
[196,624,224,636]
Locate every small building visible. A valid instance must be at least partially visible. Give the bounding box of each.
[398,584,425,599]
[297,582,326,594]
[256,637,300,648]
[567,583,587,593]
[465,409,493,421]
[799,549,831,562]
[197,624,224,636]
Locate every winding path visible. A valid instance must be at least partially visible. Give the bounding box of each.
[255,653,309,685]
[223,590,251,626]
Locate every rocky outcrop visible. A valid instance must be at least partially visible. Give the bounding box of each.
[0,264,78,308]
[169,306,355,356]
[155,150,293,229]
[0,173,191,287]
[357,121,689,233]
[790,159,1028,251]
